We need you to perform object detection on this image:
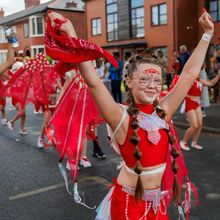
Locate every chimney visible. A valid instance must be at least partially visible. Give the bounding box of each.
[0,8,4,18]
[25,0,40,9]
[66,1,77,8]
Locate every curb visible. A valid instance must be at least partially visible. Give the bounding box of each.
[174,121,220,135]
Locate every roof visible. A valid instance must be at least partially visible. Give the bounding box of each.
[0,0,85,26]
[0,1,54,26]
[48,0,85,12]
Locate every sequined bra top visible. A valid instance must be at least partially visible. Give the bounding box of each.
[119,103,169,168]
[187,80,203,97]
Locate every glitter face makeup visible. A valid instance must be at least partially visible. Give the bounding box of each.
[143,68,161,76]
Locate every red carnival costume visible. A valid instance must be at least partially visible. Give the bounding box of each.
[98,103,196,220]
[185,80,203,112]
[110,104,170,219]
[170,75,203,113]
[0,80,6,107]
[0,53,60,111]
[44,15,197,219]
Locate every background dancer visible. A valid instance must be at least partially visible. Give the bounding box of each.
[179,71,220,151]
[7,93,27,135]
[48,9,213,220]
[37,79,61,148]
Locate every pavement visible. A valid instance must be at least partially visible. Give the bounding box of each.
[173,101,220,134]
[0,98,220,219]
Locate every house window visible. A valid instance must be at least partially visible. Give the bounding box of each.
[0,50,7,64]
[130,0,144,38]
[151,3,167,26]
[92,18,101,36]
[30,16,44,36]
[31,45,45,57]
[0,27,6,43]
[24,23,29,38]
[210,0,220,21]
[106,0,118,41]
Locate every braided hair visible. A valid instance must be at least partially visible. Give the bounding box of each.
[124,55,180,204]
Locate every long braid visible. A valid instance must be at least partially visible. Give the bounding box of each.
[125,84,143,201]
[153,100,180,205]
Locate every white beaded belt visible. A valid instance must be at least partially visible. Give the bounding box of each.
[122,185,169,214]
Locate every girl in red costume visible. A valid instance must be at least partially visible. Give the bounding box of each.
[7,66,27,135]
[178,72,220,151]
[48,10,213,220]
[37,80,61,148]
[0,44,14,125]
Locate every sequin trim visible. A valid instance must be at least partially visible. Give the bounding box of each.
[137,111,169,145]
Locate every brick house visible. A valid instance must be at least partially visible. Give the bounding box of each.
[0,0,86,64]
[85,0,220,65]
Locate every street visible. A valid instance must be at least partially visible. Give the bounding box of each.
[0,103,220,220]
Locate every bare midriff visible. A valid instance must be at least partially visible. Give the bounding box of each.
[117,163,165,190]
[186,95,200,101]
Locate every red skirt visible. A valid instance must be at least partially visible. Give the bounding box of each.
[185,98,200,112]
[0,98,6,107]
[12,97,19,107]
[110,181,169,220]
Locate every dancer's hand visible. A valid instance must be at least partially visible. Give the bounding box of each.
[48,12,77,37]
[199,9,214,35]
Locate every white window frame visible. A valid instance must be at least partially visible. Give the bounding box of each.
[0,26,7,43]
[31,45,45,57]
[0,49,8,64]
[29,15,44,37]
[24,23,29,38]
[91,18,102,36]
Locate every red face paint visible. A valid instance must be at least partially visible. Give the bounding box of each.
[143,68,160,75]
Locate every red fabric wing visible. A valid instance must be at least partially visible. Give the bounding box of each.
[162,122,188,205]
[45,18,118,68]
[0,53,60,110]
[49,75,101,181]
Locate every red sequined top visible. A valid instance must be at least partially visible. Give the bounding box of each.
[187,80,203,97]
[119,104,169,168]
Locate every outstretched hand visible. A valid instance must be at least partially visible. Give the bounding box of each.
[199,9,214,35]
[48,12,77,37]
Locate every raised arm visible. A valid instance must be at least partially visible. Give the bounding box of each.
[0,44,14,77]
[160,10,214,121]
[48,12,123,129]
[200,70,220,87]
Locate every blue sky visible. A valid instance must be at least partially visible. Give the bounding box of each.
[0,0,51,16]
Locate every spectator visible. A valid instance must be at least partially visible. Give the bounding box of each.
[108,52,123,103]
[172,52,180,75]
[157,50,167,79]
[178,45,190,74]
[143,48,156,62]
[122,52,132,79]
[102,57,111,92]
[210,46,220,102]
[200,63,210,117]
